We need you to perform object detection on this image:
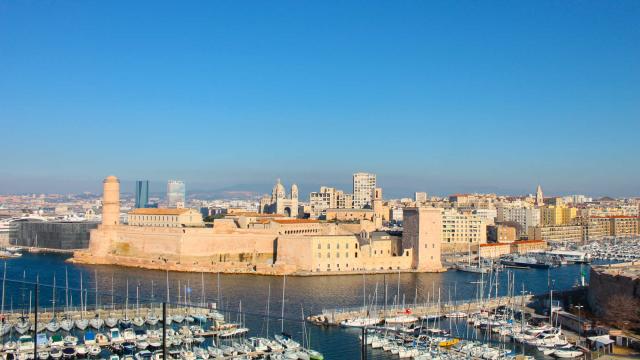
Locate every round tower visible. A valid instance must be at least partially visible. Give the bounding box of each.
[102,175,120,226]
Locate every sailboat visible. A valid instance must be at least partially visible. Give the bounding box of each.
[456,240,491,274]
[14,277,31,333]
[90,270,104,329]
[75,274,89,330]
[119,279,132,327]
[145,280,158,326]
[60,268,74,332]
[46,274,61,332]
[0,263,13,336]
[162,271,172,325]
[104,275,118,328]
[132,283,145,327]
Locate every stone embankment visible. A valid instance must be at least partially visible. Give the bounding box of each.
[308,295,534,326]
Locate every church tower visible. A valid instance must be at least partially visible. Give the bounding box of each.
[536,185,544,206]
[102,175,120,226]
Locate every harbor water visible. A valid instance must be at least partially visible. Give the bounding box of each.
[1,253,596,359]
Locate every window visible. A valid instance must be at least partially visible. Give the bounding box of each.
[326,252,330,258]
[336,253,340,258]
[327,244,330,249]
[317,243,321,249]
[337,244,340,249]
[345,252,349,258]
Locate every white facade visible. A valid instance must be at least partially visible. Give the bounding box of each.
[353,172,376,209]
[496,206,541,235]
[473,208,497,225]
[167,180,186,208]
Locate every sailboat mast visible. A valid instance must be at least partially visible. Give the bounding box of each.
[79,273,83,317]
[65,267,69,312]
[280,275,286,333]
[266,283,271,339]
[94,269,98,311]
[1,262,6,316]
[52,273,56,317]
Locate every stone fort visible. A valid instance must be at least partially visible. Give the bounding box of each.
[72,176,443,275]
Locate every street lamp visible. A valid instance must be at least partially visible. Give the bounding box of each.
[575,305,584,346]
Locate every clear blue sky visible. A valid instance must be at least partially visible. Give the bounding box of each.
[1,1,638,197]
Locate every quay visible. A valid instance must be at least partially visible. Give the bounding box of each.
[307,294,534,326]
[0,305,209,324]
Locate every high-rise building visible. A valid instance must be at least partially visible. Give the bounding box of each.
[353,172,376,209]
[135,180,149,208]
[415,192,428,203]
[167,180,186,208]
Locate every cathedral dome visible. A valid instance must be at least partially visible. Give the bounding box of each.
[272,179,286,198]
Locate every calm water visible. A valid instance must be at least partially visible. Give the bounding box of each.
[1,253,592,359]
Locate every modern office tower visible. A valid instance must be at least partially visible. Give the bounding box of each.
[167,180,186,208]
[353,172,376,208]
[135,180,149,208]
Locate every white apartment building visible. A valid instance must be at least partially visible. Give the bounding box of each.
[415,192,428,203]
[353,172,376,209]
[496,206,540,235]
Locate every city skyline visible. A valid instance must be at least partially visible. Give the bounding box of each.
[1,1,639,196]
[0,173,625,200]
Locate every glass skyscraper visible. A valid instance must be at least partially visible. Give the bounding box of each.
[135,180,149,208]
[167,180,186,208]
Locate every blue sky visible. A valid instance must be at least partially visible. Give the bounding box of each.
[1,1,639,197]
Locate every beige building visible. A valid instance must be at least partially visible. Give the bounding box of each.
[479,243,511,259]
[441,209,487,253]
[487,224,517,243]
[402,207,443,271]
[528,225,582,243]
[583,217,611,241]
[325,208,374,222]
[128,208,203,227]
[608,216,640,236]
[511,239,548,254]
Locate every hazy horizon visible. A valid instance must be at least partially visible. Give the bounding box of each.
[1,1,639,197]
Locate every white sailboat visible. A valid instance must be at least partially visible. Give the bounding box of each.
[105,275,118,328]
[90,270,104,329]
[46,274,61,332]
[132,283,145,327]
[75,274,89,330]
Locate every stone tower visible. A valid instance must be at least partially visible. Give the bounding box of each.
[536,185,544,207]
[102,175,120,226]
[402,207,443,272]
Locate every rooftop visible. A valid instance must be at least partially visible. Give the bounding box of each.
[272,219,320,224]
[128,208,192,215]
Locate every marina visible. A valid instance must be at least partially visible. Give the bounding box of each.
[0,250,615,359]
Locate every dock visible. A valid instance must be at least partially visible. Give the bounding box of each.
[307,294,534,325]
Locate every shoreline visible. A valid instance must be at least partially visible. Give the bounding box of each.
[69,251,448,277]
